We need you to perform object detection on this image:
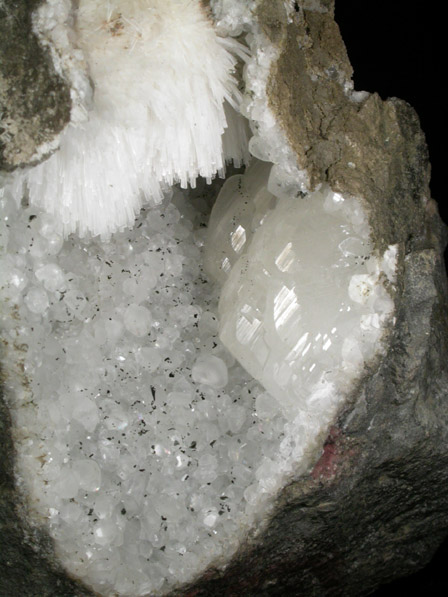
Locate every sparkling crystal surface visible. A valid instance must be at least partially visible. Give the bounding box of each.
[205,160,396,417]
[0,181,290,596]
[0,5,400,593]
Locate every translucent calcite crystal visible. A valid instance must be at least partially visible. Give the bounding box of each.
[205,160,396,417]
[204,160,276,283]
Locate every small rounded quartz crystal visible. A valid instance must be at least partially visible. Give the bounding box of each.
[123,304,152,337]
[24,286,49,314]
[192,355,228,389]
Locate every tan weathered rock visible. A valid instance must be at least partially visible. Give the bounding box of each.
[261,1,429,254]
[0,1,71,170]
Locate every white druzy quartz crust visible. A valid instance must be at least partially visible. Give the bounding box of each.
[1,184,286,595]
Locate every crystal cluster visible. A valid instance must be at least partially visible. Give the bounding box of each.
[24,0,250,238]
[0,3,400,596]
[0,182,289,596]
[0,158,397,596]
[205,160,397,418]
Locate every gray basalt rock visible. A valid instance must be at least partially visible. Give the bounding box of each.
[0,0,71,170]
[1,1,447,596]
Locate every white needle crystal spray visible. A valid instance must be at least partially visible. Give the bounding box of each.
[23,0,249,238]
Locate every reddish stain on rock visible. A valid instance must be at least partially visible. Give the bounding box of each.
[311,426,344,480]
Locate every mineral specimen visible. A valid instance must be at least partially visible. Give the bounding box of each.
[1,1,447,597]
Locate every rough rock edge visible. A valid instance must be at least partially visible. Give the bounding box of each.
[1,2,92,593]
[172,1,448,595]
[260,0,430,256]
[0,0,71,170]
[0,380,95,596]
[1,1,447,596]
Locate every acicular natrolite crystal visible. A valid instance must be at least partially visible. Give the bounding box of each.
[1,1,447,597]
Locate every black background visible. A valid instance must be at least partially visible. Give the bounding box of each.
[335,2,447,595]
[335,0,445,216]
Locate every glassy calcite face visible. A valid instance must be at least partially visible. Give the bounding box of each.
[205,160,395,417]
[204,160,277,283]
